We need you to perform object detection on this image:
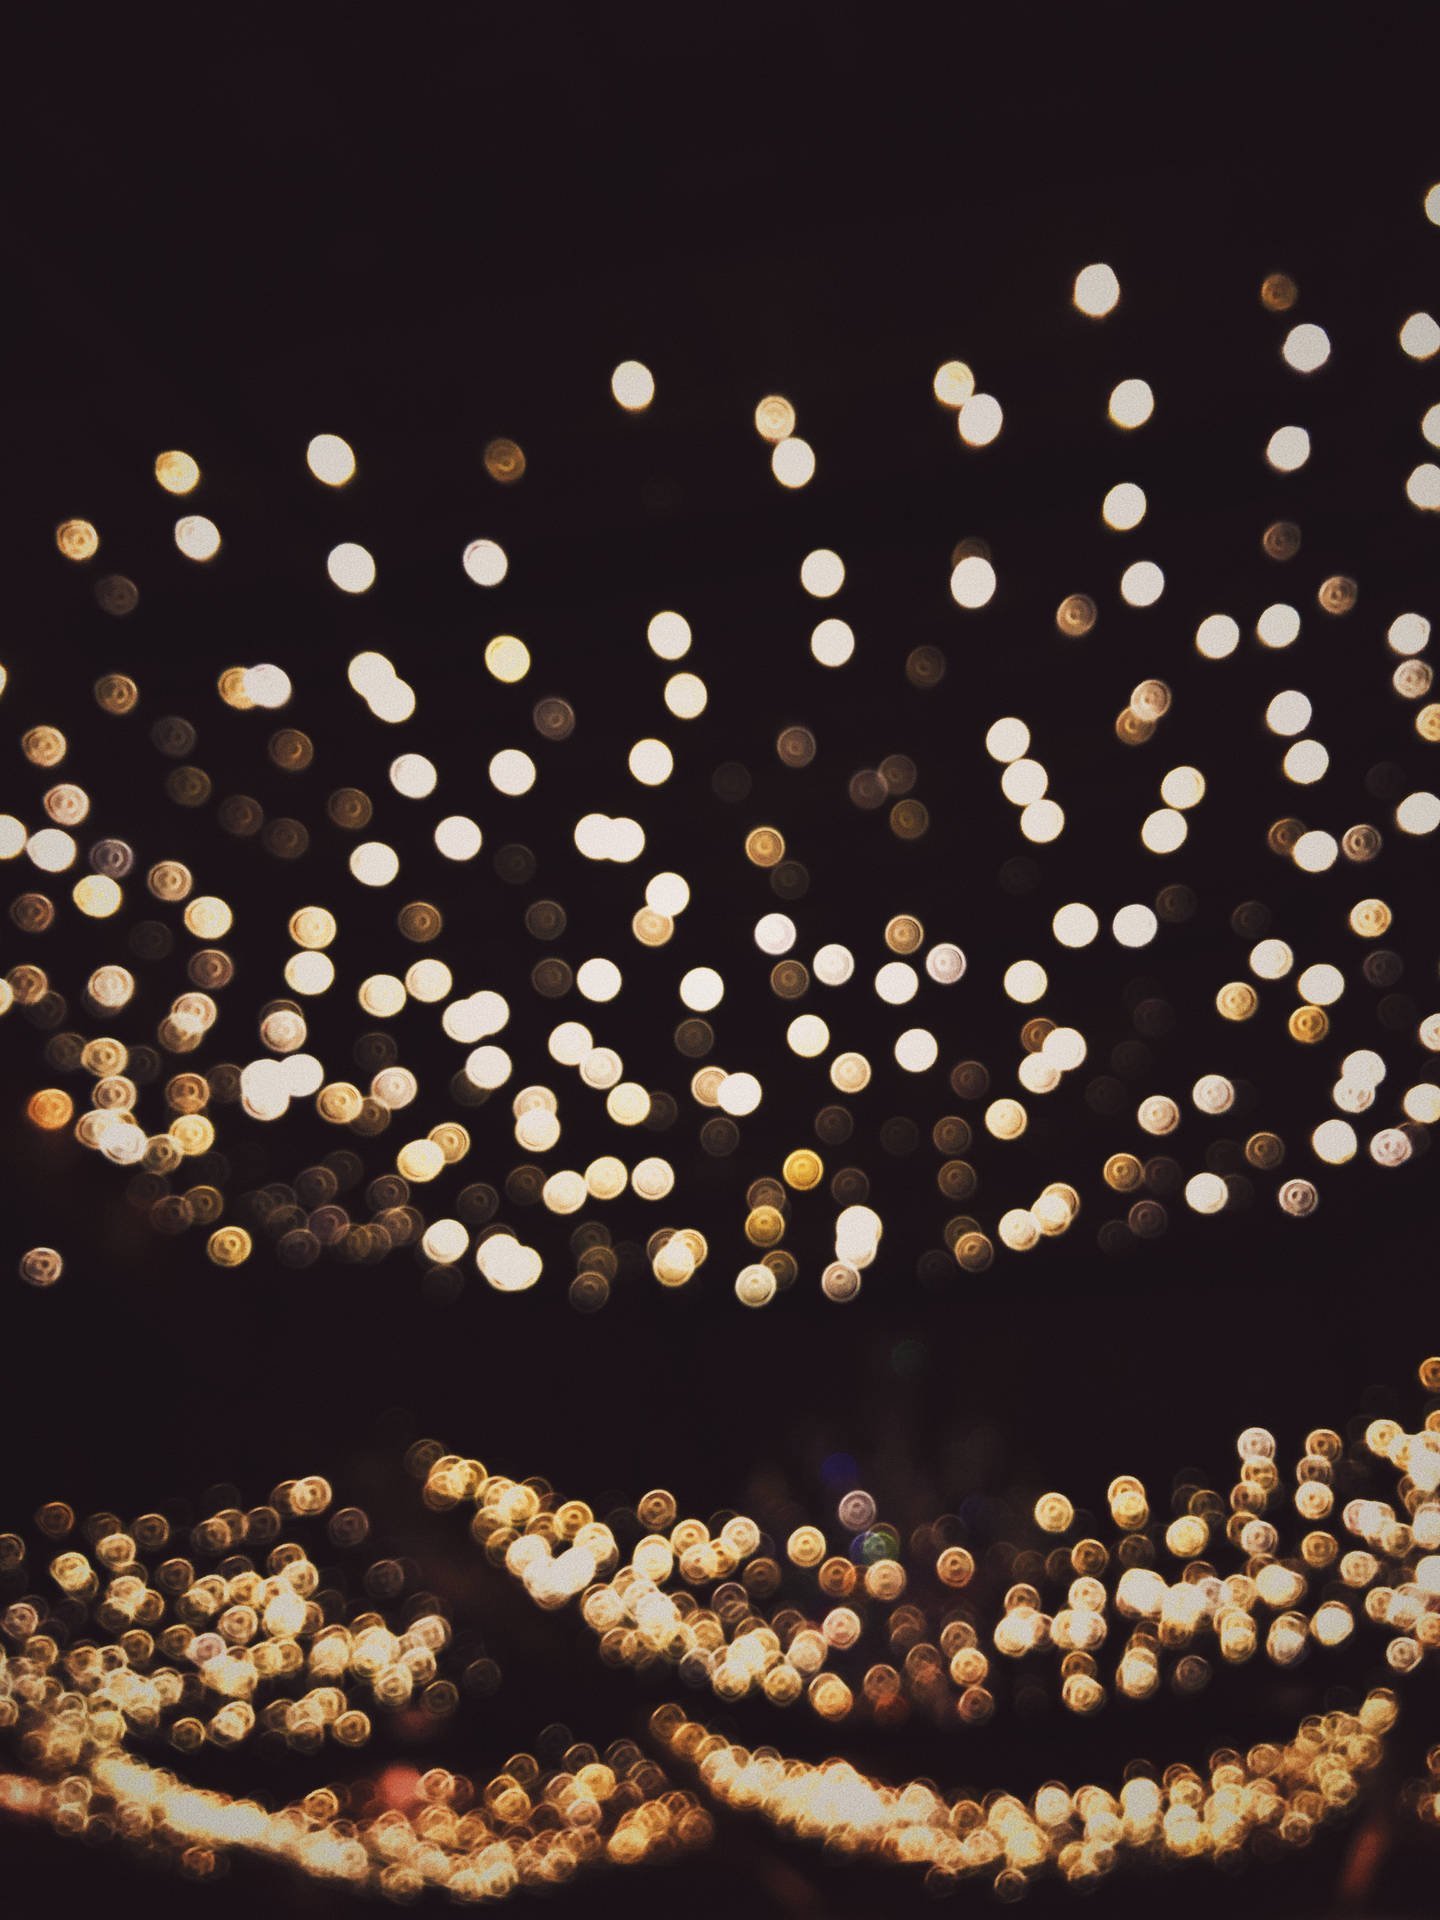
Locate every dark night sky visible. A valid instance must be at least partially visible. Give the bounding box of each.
[3,6,1438,1916]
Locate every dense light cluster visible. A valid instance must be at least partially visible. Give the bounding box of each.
[3,1359,1438,1898]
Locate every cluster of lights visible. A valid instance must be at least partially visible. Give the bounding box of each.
[4,1360,1437,1900]
[13,194,1438,1314]
[0,1473,710,1899]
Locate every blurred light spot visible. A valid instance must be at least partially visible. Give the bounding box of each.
[611,360,655,409]
[1266,425,1311,471]
[463,540,508,586]
[950,554,997,606]
[327,542,375,593]
[1109,377,1154,427]
[811,617,854,666]
[772,437,815,486]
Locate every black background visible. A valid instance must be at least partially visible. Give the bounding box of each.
[3,4,1438,1914]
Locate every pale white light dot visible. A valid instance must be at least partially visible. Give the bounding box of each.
[950,555,997,607]
[327,542,375,593]
[663,672,707,719]
[1000,757,1047,805]
[368,678,415,723]
[628,738,673,785]
[1297,962,1344,1005]
[573,814,610,860]
[1195,613,1240,659]
[999,1209,1041,1252]
[579,1048,622,1090]
[985,716,1029,763]
[829,1052,871,1092]
[389,752,437,799]
[285,951,333,996]
[1020,799,1065,843]
[772,436,816,487]
[405,959,451,1003]
[1424,405,1440,448]
[632,1157,675,1201]
[754,912,796,955]
[1266,426,1311,472]
[243,664,292,708]
[874,962,918,1005]
[1266,689,1311,734]
[957,393,1003,446]
[1400,312,1440,360]
[802,617,855,672]
[1344,1052,1390,1098]
[1052,902,1099,948]
[465,1045,512,1091]
[1370,1128,1413,1167]
[1283,738,1329,784]
[1402,1083,1440,1123]
[611,359,655,409]
[680,966,724,1012]
[717,1071,762,1116]
[489,749,536,796]
[1388,613,1431,655]
[1113,903,1158,948]
[175,515,221,561]
[801,549,845,598]
[440,1000,480,1044]
[1109,378,1154,428]
[1312,1119,1357,1164]
[0,816,26,859]
[26,828,76,872]
[1003,959,1047,1004]
[1185,1172,1229,1214]
[1120,560,1164,607]
[1250,938,1293,979]
[307,433,356,485]
[1407,463,1440,510]
[477,1233,541,1292]
[1141,808,1187,853]
[435,815,482,860]
[646,871,689,916]
[576,958,622,1003]
[74,875,121,918]
[1257,603,1301,649]
[1042,1026,1087,1071]
[787,1013,829,1057]
[1396,790,1440,835]
[460,540,507,588]
[479,637,529,688]
[422,1219,469,1265]
[895,1028,939,1072]
[347,648,391,695]
[985,1098,1028,1141]
[606,817,645,863]
[349,841,399,887]
[647,611,692,660]
[1102,483,1147,531]
[1160,765,1205,809]
[735,1265,777,1308]
[1282,323,1331,373]
[474,991,510,1036]
[1073,262,1120,317]
[1192,1074,1235,1114]
[282,1054,325,1100]
[1293,830,1338,872]
[547,1021,592,1066]
[925,943,966,983]
[813,943,854,986]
